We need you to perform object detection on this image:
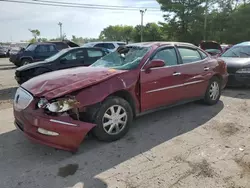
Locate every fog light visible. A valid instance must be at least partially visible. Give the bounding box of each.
[37,128,59,136]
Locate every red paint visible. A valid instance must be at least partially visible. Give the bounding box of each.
[15,42,228,151]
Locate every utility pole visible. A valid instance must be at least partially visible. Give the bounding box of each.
[58,22,62,40]
[140,9,147,42]
[203,0,208,41]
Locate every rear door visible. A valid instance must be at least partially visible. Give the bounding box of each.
[140,47,184,111]
[176,46,211,99]
[85,48,106,66]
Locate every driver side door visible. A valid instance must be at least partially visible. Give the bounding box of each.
[140,47,184,112]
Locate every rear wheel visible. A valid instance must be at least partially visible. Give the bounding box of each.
[204,77,221,105]
[91,97,133,142]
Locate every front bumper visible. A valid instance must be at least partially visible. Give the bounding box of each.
[227,73,250,87]
[14,106,95,152]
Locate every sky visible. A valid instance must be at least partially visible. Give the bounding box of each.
[0,0,165,42]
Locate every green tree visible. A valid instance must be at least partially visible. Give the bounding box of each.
[132,23,165,42]
[29,29,41,41]
[99,25,133,43]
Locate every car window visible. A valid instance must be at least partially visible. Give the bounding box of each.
[36,45,48,53]
[94,43,104,48]
[152,48,178,66]
[87,49,103,58]
[61,50,85,61]
[178,48,202,64]
[198,50,208,59]
[103,43,115,49]
[221,46,250,58]
[55,43,68,50]
[48,45,56,52]
[25,44,37,51]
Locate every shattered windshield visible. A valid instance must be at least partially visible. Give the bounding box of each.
[91,46,150,70]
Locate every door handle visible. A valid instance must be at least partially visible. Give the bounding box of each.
[173,72,181,76]
[204,67,210,71]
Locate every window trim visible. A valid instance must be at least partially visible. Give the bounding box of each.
[176,46,206,65]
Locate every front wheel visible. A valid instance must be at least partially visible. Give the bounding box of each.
[92,97,133,142]
[21,58,32,66]
[203,77,221,105]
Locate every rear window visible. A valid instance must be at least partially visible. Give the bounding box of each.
[87,49,103,57]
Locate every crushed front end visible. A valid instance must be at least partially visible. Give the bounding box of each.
[13,87,95,152]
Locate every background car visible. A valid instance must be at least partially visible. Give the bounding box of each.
[9,43,59,67]
[0,45,7,57]
[14,42,228,152]
[82,41,126,52]
[9,40,79,67]
[15,47,108,84]
[219,41,250,87]
[199,41,223,56]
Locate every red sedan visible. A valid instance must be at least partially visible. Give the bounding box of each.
[13,42,228,152]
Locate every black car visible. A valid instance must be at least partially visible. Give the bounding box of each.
[9,40,79,67]
[15,47,108,84]
[219,42,250,87]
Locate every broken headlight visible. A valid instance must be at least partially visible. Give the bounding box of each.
[38,97,79,113]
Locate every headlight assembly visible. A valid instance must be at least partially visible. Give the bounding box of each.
[236,68,250,74]
[38,98,79,113]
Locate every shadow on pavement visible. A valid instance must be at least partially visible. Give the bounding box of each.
[222,88,250,99]
[0,87,17,101]
[0,101,224,188]
[0,66,16,71]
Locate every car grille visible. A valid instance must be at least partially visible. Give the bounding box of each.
[14,87,33,110]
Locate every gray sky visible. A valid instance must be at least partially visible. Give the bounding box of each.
[0,0,164,42]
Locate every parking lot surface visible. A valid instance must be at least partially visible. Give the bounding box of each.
[0,58,250,188]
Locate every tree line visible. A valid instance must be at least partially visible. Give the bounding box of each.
[27,0,250,45]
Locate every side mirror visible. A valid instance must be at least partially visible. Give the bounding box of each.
[144,59,165,72]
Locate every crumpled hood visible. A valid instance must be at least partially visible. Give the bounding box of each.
[200,41,222,51]
[22,67,127,99]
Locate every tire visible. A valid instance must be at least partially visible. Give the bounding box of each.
[91,96,133,142]
[203,77,221,105]
[21,58,32,66]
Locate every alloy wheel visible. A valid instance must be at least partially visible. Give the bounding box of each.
[102,105,128,135]
[209,81,220,100]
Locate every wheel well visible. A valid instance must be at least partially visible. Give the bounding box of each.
[111,90,136,118]
[213,74,222,83]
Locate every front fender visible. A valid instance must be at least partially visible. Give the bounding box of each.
[75,70,140,111]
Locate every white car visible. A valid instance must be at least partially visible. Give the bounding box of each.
[83,41,126,52]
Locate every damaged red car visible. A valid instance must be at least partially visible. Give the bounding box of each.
[13,42,228,152]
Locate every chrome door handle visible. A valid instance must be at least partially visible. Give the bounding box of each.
[173,72,181,76]
[204,67,210,71]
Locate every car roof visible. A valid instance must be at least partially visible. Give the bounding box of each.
[235,41,250,46]
[127,41,196,48]
[85,41,125,44]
